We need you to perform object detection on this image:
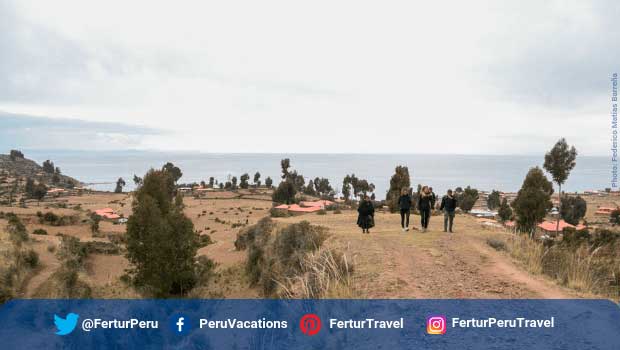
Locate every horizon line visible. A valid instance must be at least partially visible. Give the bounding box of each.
[12,148,608,158]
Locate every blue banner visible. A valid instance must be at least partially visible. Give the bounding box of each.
[0,299,619,349]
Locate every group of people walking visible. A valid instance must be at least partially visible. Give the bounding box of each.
[357,187,458,234]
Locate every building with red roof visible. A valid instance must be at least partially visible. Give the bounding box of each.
[537,220,586,234]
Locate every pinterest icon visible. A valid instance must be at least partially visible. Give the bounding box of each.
[299,314,322,336]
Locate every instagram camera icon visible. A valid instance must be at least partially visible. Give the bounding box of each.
[426,315,447,335]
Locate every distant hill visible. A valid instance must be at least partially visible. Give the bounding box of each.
[0,153,81,188]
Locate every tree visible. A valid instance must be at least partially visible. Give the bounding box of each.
[209,177,215,188]
[265,177,273,189]
[272,181,296,204]
[25,178,35,197]
[239,173,250,189]
[133,174,143,186]
[458,186,479,212]
[560,195,587,226]
[543,138,577,233]
[231,176,238,190]
[126,168,200,297]
[253,172,261,187]
[280,159,291,179]
[511,167,554,236]
[115,177,126,193]
[304,181,316,196]
[9,150,24,161]
[342,175,352,202]
[32,183,48,205]
[498,198,513,222]
[162,162,183,183]
[289,171,305,192]
[42,160,55,174]
[386,166,411,212]
[313,177,334,199]
[487,190,501,210]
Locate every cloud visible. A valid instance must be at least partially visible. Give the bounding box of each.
[480,0,620,109]
[0,110,160,150]
[0,0,614,155]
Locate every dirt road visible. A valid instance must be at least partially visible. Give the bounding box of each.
[277,210,579,299]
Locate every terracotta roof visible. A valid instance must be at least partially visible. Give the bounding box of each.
[274,204,289,209]
[100,213,121,219]
[504,220,516,227]
[597,206,616,211]
[288,204,322,213]
[300,200,334,208]
[537,220,585,232]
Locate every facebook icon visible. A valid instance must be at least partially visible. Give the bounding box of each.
[169,314,191,335]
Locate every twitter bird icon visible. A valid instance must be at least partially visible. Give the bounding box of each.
[54,313,79,335]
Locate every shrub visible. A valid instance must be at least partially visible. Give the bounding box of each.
[497,198,513,222]
[333,209,342,214]
[235,218,275,251]
[560,195,587,226]
[486,238,507,251]
[317,209,327,215]
[195,255,217,283]
[272,221,328,274]
[611,209,620,226]
[269,208,290,218]
[58,236,88,269]
[7,214,28,244]
[42,212,59,224]
[197,234,213,248]
[238,219,336,297]
[32,229,48,235]
[0,285,13,304]
[284,248,354,299]
[22,249,40,268]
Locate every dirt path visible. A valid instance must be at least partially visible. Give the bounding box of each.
[277,211,579,299]
[22,236,61,297]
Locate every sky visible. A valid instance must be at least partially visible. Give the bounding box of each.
[0,0,618,155]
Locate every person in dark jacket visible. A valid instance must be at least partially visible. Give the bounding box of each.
[418,186,432,232]
[357,195,375,234]
[439,189,458,232]
[398,188,413,232]
[429,187,437,209]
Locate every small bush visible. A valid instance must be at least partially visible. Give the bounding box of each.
[269,208,290,218]
[195,255,217,283]
[0,285,13,304]
[23,249,40,268]
[487,238,507,251]
[316,209,327,215]
[235,218,275,251]
[7,214,28,244]
[32,229,48,235]
[197,234,213,248]
[333,209,342,214]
